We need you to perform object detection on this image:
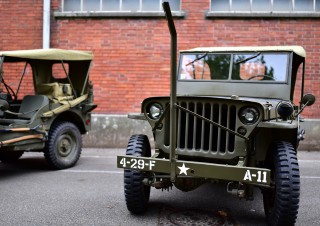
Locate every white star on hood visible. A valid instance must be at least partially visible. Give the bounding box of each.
[178,163,190,175]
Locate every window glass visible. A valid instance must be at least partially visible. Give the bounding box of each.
[211,0,229,11]
[206,54,231,80]
[83,0,100,11]
[232,53,288,82]
[102,0,120,11]
[142,0,159,11]
[179,54,231,80]
[273,0,293,11]
[179,53,288,82]
[232,0,250,11]
[122,0,140,11]
[62,0,181,13]
[166,0,180,11]
[252,0,271,11]
[295,0,313,11]
[209,0,320,15]
[64,0,80,11]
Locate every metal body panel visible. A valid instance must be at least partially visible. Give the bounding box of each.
[0,49,96,152]
[177,81,291,99]
[119,2,313,217]
[258,120,298,129]
[117,155,271,187]
[143,96,264,160]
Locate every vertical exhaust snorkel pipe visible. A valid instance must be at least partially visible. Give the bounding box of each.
[162,2,177,182]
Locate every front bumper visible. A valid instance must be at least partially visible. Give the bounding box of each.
[117,155,271,187]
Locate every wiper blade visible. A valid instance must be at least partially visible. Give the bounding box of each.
[185,53,208,66]
[235,52,261,65]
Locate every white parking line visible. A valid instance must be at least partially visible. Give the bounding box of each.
[299,160,320,163]
[301,176,320,179]
[62,169,123,174]
[81,155,115,159]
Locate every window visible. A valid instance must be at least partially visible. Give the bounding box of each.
[52,63,68,79]
[56,0,185,18]
[208,0,320,17]
[232,53,288,82]
[62,0,181,12]
[178,53,288,82]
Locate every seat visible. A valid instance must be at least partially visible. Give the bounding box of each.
[37,83,73,102]
[0,95,49,125]
[18,95,49,119]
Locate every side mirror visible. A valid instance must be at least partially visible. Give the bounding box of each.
[301,93,315,106]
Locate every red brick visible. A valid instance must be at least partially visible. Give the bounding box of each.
[0,0,319,118]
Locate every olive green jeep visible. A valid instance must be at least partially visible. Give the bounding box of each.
[0,49,96,169]
[117,2,315,226]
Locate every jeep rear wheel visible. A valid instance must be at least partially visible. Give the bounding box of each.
[44,122,82,170]
[263,141,300,226]
[124,134,151,214]
[0,151,24,163]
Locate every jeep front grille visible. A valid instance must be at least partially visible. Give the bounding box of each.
[165,101,237,153]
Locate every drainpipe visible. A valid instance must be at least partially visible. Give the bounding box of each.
[43,0,50,49]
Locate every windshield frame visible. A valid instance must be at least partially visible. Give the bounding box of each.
[178,51,290,84]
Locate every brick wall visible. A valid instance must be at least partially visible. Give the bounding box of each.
[0,0,319,118]
[0,1,43,50]
[0,0,42,97]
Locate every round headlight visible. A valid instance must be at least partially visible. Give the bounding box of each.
[148,103,163,119]
[277,102,293,120]
[239,107,259,125]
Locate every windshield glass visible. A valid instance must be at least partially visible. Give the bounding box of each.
[179,52,289,82]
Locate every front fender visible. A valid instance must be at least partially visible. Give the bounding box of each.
[257,120,298,129]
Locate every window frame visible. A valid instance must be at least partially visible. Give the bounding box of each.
[206,0,320,18]
[177,52,290,84]
[55,0,185,18]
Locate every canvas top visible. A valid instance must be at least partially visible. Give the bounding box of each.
[0,48,93,61]
[181,46,306,58]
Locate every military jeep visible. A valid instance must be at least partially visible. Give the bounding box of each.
[0,49,96,169]
[117,2,315,226]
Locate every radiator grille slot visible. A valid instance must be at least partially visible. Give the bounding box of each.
[176,101,237,153]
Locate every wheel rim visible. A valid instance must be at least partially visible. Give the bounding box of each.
[57,133,76,158]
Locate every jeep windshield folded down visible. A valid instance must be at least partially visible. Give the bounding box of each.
[117,2,315,226]
[0,49,96,169]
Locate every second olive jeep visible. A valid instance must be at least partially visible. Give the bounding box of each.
[0,49,96,169]
[117,2,315,226]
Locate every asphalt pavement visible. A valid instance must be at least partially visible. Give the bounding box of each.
[0,149,319,226]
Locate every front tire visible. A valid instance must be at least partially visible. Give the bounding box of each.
[44,122,82,170]
[263,141,300,226]
[124,134,151,214]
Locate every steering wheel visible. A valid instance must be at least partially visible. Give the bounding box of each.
[247,75,275,81]
[0,99,9,111]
